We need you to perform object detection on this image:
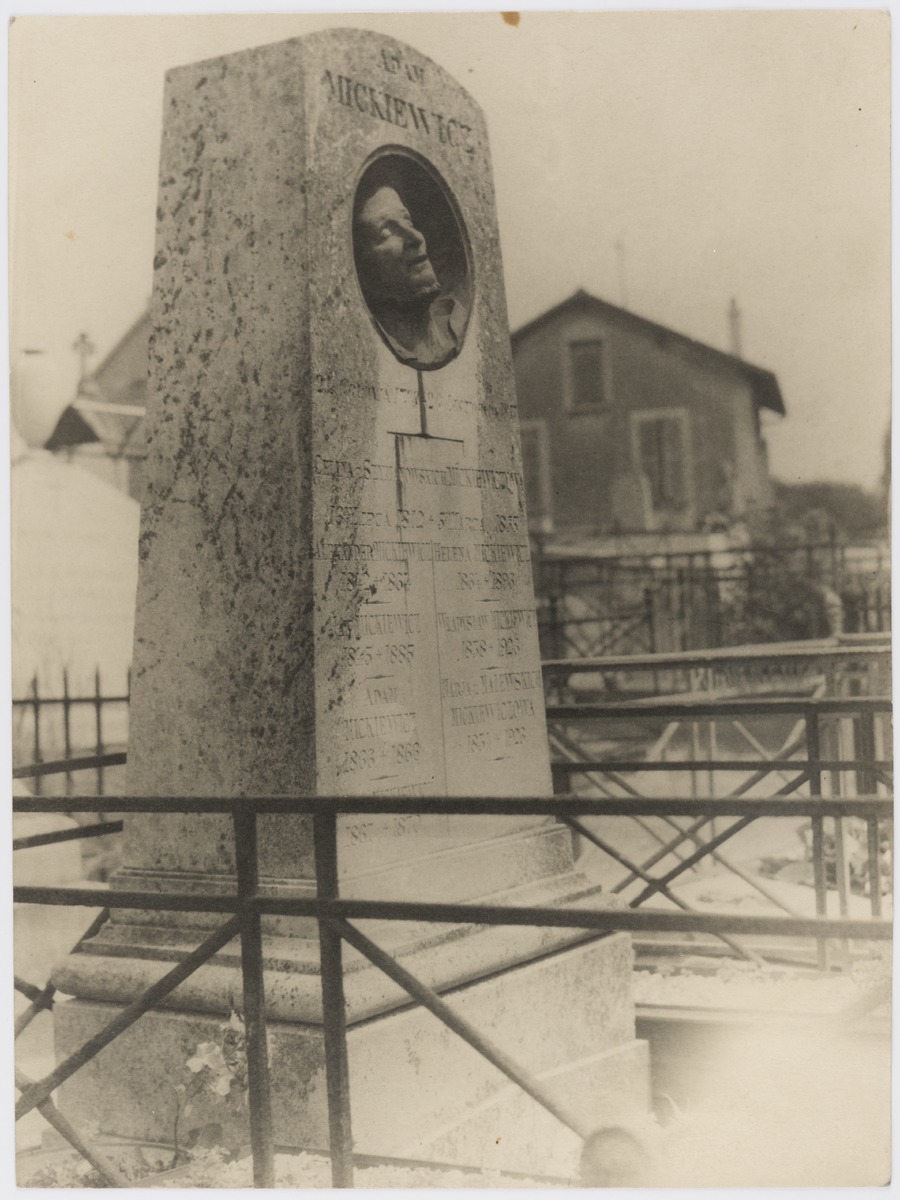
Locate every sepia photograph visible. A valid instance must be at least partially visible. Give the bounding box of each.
[8,8,892,1189]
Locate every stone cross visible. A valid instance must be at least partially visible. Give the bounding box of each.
[72,331,95,383]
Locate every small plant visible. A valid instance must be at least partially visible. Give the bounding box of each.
[172,1010,250,1165]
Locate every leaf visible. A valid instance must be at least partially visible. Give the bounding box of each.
[187,1042,227,1074]
[212,1073,233,1097]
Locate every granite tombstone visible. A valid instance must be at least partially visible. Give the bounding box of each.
[54,30,647,1175]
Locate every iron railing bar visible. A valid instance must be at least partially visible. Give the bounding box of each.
[12,695,131,707]
[562,815,689,904]
[545,697,892,719]
[13,751,127,780]
[856,709,884,919]
[630,814,694,863]
[15,976,48,1004]
[268,901,893,941]
[14,983,55,1039]
[547,727,625,800]
[330,916,591,1141]
[579,764,681,813]
[611,815,717,895]
[548,758,882,773]
[805,710,828,970]
[730,719,802,785]
[232,810,275,1188]
[543,612,650,628]
[13,882,889,939]
[13,794,894,818]
[550,761,621,800]
[94,667,106,798]
[810,817,827,964]
[562,816,763,965]
[707,729,809,800]
[15,908,111,1039]
[593,614,650,658]
[553,738,810,817]
[31,675,42,798]
[867,818,883,919]
[610,763,815,895]
[596,775,703,873]
[629,817,757,908]
[655,815,806,919]
[314,810,354,1188]
[62,669,72,791]
[13,821,124,851]
[725,763,810,802]
[15,915,241,1120]
[541,645,891,675]
[15,1067,128,1187]
[833,815,851,921]
[13,886,241,911]
[597,769,644,799]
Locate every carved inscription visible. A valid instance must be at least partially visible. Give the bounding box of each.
[315,426,548,805]
[314,455,524,491]
[321,69,477,158]
[378,45,427,85]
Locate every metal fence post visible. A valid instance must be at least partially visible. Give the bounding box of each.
[314,808,354,1188]
[643,586,657,656]
[94,668,105,797]
[855,709,883,917]
[31,675,43,797]
[806,709,828,970]
[232,809,275,1188]
[62,669,72,796]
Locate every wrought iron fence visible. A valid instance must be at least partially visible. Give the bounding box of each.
[540,666,892,969]
[13,788,893,1188]
[537,589,656,660]
[542,640,891,705]
[12,641,892,1183]
[532,541,891,654]
[12,670,129,797]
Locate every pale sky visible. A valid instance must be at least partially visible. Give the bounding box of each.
[8,9,891,488]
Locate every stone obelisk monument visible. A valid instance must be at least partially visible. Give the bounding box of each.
[55,30,647,1175]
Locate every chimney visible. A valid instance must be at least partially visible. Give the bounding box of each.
[728,297,743,357]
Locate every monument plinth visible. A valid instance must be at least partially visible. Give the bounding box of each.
[54,30,647,1175]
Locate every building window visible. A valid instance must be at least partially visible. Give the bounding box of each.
[633,413,688,512]
[567,339,607,410]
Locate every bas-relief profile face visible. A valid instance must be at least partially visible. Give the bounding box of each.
[356,187,440,309]
[352,157,471,371]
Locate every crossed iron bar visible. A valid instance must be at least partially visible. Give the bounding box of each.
[13,787,893,1189]
[545,693,892,965]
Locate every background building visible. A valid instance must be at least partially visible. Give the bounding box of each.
[512,290,785,544]
[44,313,150,502]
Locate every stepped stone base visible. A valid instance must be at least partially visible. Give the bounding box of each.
[52,868,616,1021]
[55,933,648,1177]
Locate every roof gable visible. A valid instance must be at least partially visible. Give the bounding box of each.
[92,310,152,409]
[511,290,785,415]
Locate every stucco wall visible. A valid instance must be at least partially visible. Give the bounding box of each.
[514,305,771,535]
